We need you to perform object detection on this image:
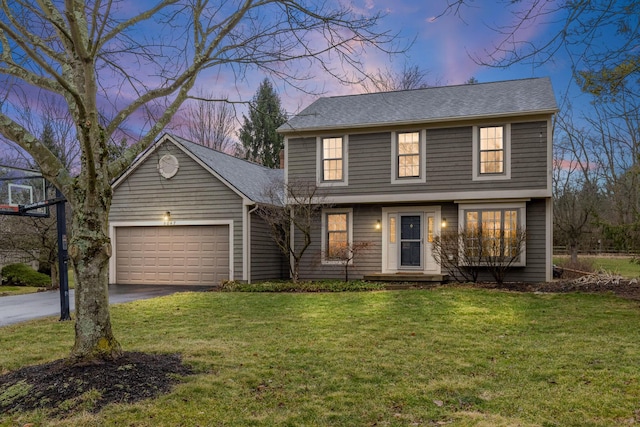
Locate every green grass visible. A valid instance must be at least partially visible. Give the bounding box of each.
[0,285,47,296]
[0,269,74,297]
[1,288,639,426]
[555,255,640,278]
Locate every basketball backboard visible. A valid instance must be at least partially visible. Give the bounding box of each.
[0,165,48,217]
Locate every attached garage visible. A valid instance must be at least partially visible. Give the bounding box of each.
[114,225,230,285]
[109,133,285,285]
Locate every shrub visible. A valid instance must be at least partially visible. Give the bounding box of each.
[1,263,52,287]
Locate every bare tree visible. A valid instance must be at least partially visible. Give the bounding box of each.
[552,106,601,261]
[445,0,639,93]
[432,227,526,285]
[552,87,639,254]
[480,228,527,285]
[361,63,431,93]
[0,1,399,362]
[432,229,481,283]
[256,179,329,283]
[1,92,79,170]
[178,90,238,154]
[326,241,373,282]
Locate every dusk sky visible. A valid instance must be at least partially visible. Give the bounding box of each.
[192,0,587,118]
[0,1,619,151]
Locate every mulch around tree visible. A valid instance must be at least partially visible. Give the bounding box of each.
[0,351,193,417]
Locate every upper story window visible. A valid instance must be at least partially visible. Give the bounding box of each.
[479,126,504,174]
[391,130,426,184]
[398,132,420,178]
[472,124,511,181]
[317,136,348,186]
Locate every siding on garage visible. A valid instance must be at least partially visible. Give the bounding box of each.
[109,142,245,283]
[115,225,229,285]
[249,212,287,281]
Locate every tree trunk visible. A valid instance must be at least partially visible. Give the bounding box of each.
[67,174,121,362]
[569,241,579,264]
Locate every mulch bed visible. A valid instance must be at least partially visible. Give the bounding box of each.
[0,352,193,417]
[475,278,640,301]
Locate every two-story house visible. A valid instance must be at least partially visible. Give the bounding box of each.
[279,77,557,283]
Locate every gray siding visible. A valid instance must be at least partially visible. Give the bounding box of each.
[464,198,548,283]
[296,205,383,280]
[506,198,547,282]
[287,137,316,183]
[250,213,287,281]
[294,200,547,282]
[110,143,245,279]
[287,121,550,196]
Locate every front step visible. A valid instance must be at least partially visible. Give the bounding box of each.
[363,273,447,284]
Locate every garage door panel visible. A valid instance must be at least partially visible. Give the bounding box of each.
[116,225,229,285]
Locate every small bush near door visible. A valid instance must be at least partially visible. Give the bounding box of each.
[1,263,52,287]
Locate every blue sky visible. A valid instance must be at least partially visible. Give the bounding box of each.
[197,0,584,117]
[0,0,615,151]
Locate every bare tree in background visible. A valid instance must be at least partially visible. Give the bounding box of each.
[2,93,79,170]
[361,63,432,93]
[553,107,601,261]
[0,0,400,362]
[445,0,639,94]
[179,90,238,154]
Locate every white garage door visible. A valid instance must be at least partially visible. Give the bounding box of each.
[115,225,229,285]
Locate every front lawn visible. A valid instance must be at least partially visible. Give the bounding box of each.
[1,288,639,426]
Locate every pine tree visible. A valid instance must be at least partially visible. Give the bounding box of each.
[238,79,287,168]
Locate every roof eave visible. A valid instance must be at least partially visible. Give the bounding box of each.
[277,108,559,135]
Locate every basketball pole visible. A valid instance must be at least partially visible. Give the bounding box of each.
[18,190,71,321]
[55,187,71,321]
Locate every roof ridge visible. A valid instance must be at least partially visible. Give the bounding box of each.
[319,76,550,100]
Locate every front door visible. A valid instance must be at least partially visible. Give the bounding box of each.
[399,214,422,269]
[383,207,441,274]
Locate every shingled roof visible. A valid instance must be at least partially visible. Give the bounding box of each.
[112,133,284,206]
[278,77,557,133]
[169,134,284,205]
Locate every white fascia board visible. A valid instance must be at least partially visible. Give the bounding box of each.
[304,189,550,205]
[278,110,559,136]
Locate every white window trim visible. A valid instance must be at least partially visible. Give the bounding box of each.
[457,201,526,267]
[316,135,348,187]
[321,207,353,265]
[391,130,427,184]
[472,124,511,181]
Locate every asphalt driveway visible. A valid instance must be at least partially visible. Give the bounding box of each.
[0,284,213,327]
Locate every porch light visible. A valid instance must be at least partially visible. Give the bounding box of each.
[163,211,171,223]
[375,220,381,230]
[441,218,447,228]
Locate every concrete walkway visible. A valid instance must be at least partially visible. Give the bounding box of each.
[0,284,212,327]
